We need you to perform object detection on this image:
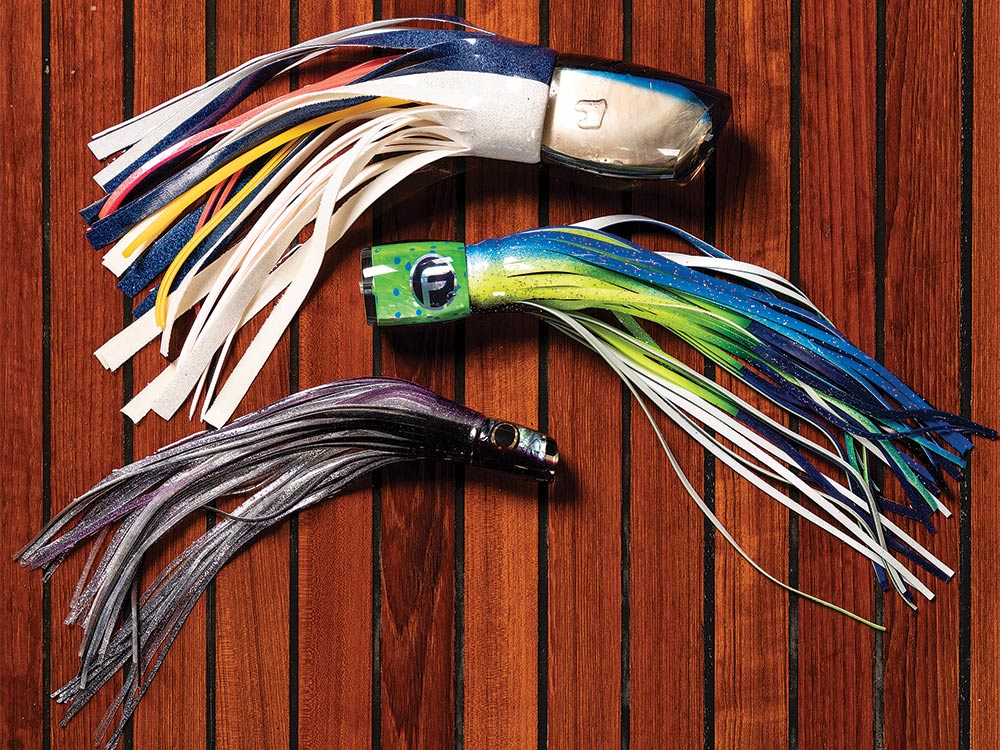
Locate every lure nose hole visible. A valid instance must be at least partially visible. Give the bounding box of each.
[545,437,559,462]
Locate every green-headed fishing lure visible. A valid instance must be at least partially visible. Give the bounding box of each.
[361,214,996,623]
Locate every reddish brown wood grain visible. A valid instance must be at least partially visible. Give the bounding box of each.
[461,3,542,748]
[211,3,292,749]
[798,0,877,745]
[0,0,43,747]
[883,1,962,747]
[47,3,125,748]
[628,1,708,747]
[376,4,458,748]
[130,3,208,748]
[971,0,1000,747]
[545,2,624,747]
[714,0,791,746]
[294,2,376,748]
[9,3,1000,749]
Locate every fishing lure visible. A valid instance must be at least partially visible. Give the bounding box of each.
[17,377,557,747]
[360,215,996,615]
[86,16,729,427]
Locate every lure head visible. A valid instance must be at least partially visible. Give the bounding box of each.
[541,56,731,181]
[361,242,472,325]
[395,381,558,483]
[471,418,559,483]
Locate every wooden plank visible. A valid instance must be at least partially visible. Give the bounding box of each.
[130,3,208,747]
[971,0,1000,746]
[713,0,791,745]
[545,1,624,746]
[0,0,43,746]
[376,4,458,748]
[210,2,291,749]
[627,1,708,748]
[882,1,963,747]
[295,2,376,748]
[460,2,541,746]
[797,0,877,746]
[47,2,125,748]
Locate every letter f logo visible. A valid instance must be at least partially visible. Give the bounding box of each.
[411,254,457,309]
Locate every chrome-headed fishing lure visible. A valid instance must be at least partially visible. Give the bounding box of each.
[88,16,729,428]
[360,215,996,617]
[18,378,557,747]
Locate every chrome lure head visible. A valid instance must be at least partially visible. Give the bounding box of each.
[541,56,731,181]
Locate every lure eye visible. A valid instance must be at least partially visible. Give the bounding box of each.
[541,56,731,181]
[490,422,520,449]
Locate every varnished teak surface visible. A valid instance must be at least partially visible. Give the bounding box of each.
[2,1,998,748]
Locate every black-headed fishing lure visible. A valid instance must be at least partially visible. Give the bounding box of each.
[18,377,557,748]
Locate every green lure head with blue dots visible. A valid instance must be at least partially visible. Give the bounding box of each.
[361,215,996,623]
[361,242,471,325]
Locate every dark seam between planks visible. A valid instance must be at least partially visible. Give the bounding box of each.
[122,0,135,463]
[370,242,383,733]
[620,5,633,750]
[703,1,717,747]
[453,165,467,750]
[371,187,382,750]
[288,507,300,750]
[287,4,300,750]
[41,0,52,748]
[536,320,550,750]
[957,0,974,747]
[372,465,383,750]
[872,0,887,745]
[787,0,802,746]
[536,6,550,750]
[122,0,136,746]
[121,0,135,514]
[619,379,631,750]
[203,3,218,749]
[619,179,632,750]
[371,8,383,750]
[536,192,550,750]
[453,455,466,750]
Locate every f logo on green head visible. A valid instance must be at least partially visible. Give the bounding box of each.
[361,241,471,326]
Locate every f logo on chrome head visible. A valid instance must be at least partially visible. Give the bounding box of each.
[411,254,457,309]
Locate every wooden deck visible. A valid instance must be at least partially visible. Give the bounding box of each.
[3,1,999,747]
